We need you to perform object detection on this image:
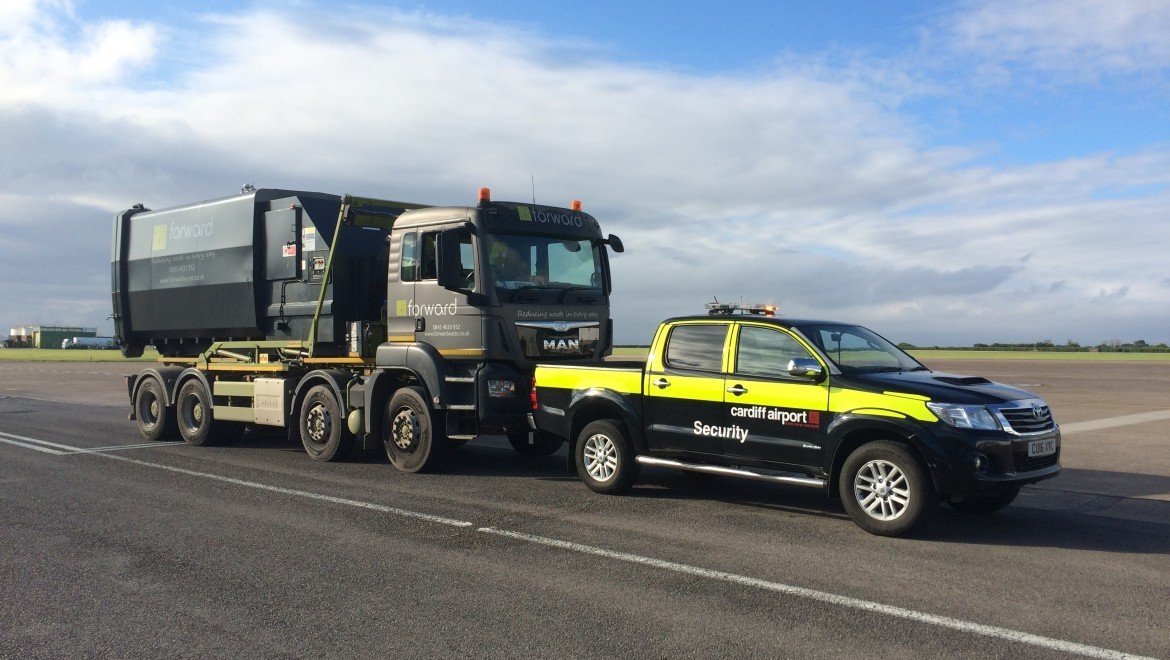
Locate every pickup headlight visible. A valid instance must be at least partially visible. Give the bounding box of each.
[925,402,1001,430]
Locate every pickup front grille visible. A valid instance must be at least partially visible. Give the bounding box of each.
[999,404,1055,434]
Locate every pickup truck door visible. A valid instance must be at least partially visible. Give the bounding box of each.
[722,323,829,469]
[643,322,730,457]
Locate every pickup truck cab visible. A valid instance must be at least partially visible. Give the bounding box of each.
[532,306,1061,536]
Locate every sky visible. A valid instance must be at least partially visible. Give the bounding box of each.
[1,0,1168,346]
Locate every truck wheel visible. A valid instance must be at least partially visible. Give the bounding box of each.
[134,378,177,441]
[840,441,936,537]
[383,386,448,473]
[507,431,565,457]
[299,385,353,461]
[575,419,639,495]
[175,379,221,446]
[948,486,1021,514]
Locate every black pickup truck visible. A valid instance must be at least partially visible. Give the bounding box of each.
[531,307,1061,536]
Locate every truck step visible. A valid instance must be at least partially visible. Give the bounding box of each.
[635,456,826,489]
[444,404,476,411]
[447,434,477,441]
[444,376,475,383]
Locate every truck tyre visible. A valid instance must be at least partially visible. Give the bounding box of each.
[507,430,565,457]
[299,384,353,461]
[840,441,936,537]
[134,377,177,442]
[383,386,448,473]
[575,419,639,495]
[175,379,223,446]
[948,485,1021,514]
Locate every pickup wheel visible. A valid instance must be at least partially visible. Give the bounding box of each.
[299,385,353,461]
[840,441,936,537]
[507,431,565,457]
[383,386,448,473]
[134,378,177,442]
[575,419,639,494]
[948,486,1021,514]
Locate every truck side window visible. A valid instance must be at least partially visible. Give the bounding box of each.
[420,232,437,280]
[400,232,418,281]
[736,326,816,379]
[664,324,728,372]
[458,228,475,287]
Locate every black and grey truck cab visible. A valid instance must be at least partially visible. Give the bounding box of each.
[114,186,623,473]
[378,188,624,434]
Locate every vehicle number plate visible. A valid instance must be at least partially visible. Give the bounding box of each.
[579,327,599,341]
[1028,439,1057,457]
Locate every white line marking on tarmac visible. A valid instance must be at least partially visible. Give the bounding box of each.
[1060,410,1170,435]
[477,527,1152,660]
[98,451,476,529]
[0,432,67,455]
[68,441,185,454]
[1,429,1155,659]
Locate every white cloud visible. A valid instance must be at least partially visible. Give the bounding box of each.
[0,2,1167,346]
[0,0,159,106]
[943,0,1170,77]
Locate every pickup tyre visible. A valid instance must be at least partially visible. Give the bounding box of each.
[839,441,937,536]
[575,419,640,494]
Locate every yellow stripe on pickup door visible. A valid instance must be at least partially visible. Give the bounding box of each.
[537,365,643,394]
[828,387,937,422]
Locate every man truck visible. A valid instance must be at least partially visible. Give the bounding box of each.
[113,186,623,471]
[531,304,1061,536]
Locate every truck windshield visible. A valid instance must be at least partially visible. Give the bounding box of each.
[798,323,925,373]
[485,233,603,301]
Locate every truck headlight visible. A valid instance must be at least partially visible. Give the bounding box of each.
[925,402,1001,430]
[487,379,516,398]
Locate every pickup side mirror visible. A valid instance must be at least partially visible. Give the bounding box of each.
[436,228,465,291]
[606,233,625,253]
[787,358,825,381]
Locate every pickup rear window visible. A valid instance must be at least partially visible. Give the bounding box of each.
[664,324,728,372]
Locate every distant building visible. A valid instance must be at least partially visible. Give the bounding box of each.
[6,324,97,349]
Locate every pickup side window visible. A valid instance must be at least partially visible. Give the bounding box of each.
[735,326,817,379]
[664,324,728,372]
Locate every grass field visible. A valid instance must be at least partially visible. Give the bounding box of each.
[4,346,1166,363]
[611,346,1170,362]
[0,348,159,362]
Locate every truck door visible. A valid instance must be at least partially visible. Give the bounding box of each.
[643,322,730,457]
[722,323,829,469]
[386,231,418,343]
[407,225,482,354]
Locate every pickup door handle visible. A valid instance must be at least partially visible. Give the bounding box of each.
[652,378,671,389]
[726,384,748,396]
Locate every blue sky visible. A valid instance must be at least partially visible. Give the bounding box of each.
[2,0,1168,345]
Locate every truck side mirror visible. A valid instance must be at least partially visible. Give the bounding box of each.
[436,228,465,291]
[606,234,625,253]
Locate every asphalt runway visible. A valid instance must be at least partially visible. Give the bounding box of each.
[1,358,1168,658]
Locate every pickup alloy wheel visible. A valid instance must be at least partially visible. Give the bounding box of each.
[575,419,638,495]
[840,440,936,536]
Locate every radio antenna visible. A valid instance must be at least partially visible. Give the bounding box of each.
[531,175,536,205]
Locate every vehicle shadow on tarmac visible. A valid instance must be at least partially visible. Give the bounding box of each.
[227,429,1170,553]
